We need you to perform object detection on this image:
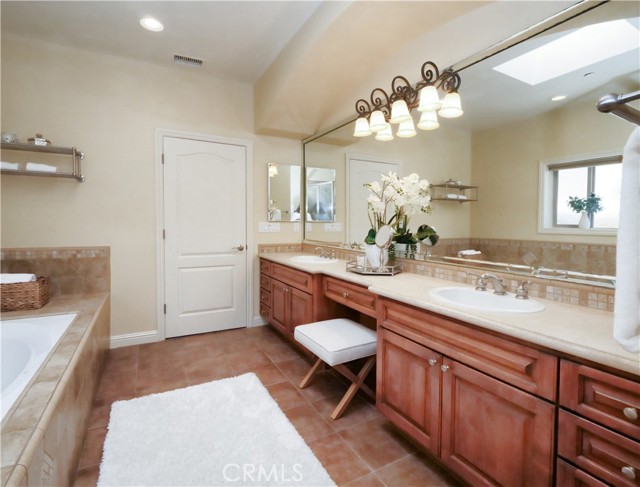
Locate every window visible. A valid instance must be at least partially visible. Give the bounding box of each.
[539,153,621,234]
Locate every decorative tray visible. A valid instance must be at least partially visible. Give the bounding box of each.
[346,260,402,276]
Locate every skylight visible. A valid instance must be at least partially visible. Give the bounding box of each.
[493,19,640,85]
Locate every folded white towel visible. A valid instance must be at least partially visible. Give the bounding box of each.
[0,273,37,284]
[26,162,57,173]
[614,127,640,353]
[1,161,19,170]
[457,195,468,200]
[445,193,459,199]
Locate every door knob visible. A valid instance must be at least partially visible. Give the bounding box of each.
[428,359,438,367]
[441,364,450,373]
[621,466,636,480]
[343,292,349,298]
[233,245,245,251]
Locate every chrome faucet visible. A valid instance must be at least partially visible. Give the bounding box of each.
[315,247,327,258]
[515,280,531,300]
[480,273,507,295]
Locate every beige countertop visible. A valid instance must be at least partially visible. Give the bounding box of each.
[260,252,640,377]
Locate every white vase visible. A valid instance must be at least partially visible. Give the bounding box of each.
[364,244,388,268]
[578,211,590,229]
[394,243,408,255]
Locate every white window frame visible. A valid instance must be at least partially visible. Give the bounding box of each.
[538,151,620,236]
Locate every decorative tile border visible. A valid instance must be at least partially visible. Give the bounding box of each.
[1,247,110,297]
[258,244,303,253]
[301,242,614,312]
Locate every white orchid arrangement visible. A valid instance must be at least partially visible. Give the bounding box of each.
[363,172,432,244]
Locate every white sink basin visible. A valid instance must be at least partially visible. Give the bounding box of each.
[430,287,545,314]
[289,255,338,264]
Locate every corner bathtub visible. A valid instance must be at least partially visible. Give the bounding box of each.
[1,313,77,421]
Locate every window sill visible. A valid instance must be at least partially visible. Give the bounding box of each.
[537,227,617,237]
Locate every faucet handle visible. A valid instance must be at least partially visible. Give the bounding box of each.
[473,274,487,292]
[515,280,531,300]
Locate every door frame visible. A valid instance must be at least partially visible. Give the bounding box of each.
[155,128,254,341]
[345,153,402,244]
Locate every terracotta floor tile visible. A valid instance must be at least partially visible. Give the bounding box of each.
[276,356,315,383]
[73,464,100,487]
[174,343,227,365]
[250,363,287,386]
[374,452,461,487]
[298,372,349,403]
[344,472,386,487]
[308,433,371,485]
[78,426,108,468]
[136,380,189,397]
[339,418,416,470]
[88,393,134,429]
[266,381,309,411]
[183,355,233,381]
[312,394,381,431]
[226,349,271,374]
[283,404,334,443]
[263,342,305,363]
[95,370,137,401]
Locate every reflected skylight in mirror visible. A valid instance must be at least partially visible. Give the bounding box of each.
[493,18,639,85]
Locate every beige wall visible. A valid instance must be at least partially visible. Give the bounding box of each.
[1,35,301,338]
[470,92,632,245]
[304,124,473,243]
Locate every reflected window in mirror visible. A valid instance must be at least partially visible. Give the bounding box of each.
[306,167,336,222]
[539,153,621,234]
[268,163,301,222]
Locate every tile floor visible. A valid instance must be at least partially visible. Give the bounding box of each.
[73,325,460,487]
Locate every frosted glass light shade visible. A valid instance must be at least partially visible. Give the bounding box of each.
[375,123,394,141]
[369,110,387,132]
[439,92,463,118]
[353,117,372,137]
[417,85,442,112]
[417,110,439,130]
[396,118,416,138]
[390,100,411,124]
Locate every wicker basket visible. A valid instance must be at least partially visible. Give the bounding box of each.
[1,276,50,312]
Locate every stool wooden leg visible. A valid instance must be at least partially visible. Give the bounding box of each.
[299,358,324,389]
[331,356,376,420]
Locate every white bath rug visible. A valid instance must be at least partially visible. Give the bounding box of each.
[98,373,335,487]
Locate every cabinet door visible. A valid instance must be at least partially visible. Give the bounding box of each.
[270,279,288,335]
[377,328,441,455]
[441,359,554,487]
[288,286,313,334]
[557,459,611,487]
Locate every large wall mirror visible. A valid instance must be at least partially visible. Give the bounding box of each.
[303,1,639,288]
[268,163,301,221]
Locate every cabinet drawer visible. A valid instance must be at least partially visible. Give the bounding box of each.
[271,263,313,293]
[558,410,640,487]
[260,273,271,291]
[259,259,272,275]
[323,276,376,317]
[260,288,271,307]
[379,298,557,400]
[560,360,640,441]
[557,459,610,487]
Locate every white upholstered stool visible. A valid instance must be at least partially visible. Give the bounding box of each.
[294,318,377,420]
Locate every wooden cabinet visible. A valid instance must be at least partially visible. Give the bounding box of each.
[377,297,556,486]
[557,460,610,487]
[259,259,340,343]
[558,360,640,486]
[323,276,377,318]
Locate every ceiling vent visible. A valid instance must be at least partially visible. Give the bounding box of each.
[173,54,204,67]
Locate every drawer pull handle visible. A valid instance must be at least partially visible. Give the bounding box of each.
[621,466,636,480]
[441,364,450,373]
[428,358,438,367]
[623,407,638,421]
[343,292,349,298]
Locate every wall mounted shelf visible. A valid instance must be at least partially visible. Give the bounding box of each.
[430,179,477,202]
[1,142,85,182]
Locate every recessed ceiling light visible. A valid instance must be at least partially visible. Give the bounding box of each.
[551,95,567,102]
[140,17,164,32]
[493,18,639,85]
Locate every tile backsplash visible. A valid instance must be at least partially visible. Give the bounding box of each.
[1,247,110,296]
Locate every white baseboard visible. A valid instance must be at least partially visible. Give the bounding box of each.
[250,315,268,327]
[110,330,159,349]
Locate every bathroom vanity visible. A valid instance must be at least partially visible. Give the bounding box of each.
[259,254,640,487]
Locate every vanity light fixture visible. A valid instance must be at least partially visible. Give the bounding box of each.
[268,163,278,178]
[140,16,164,32]
[353,61,462,140]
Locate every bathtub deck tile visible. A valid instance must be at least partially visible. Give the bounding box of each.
[1,429,34,468]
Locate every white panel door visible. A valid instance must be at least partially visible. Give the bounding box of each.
[164,136,247,338]
[347,157,400,244]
